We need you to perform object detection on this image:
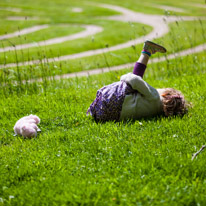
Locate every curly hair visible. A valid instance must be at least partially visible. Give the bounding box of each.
[161,88,188,117]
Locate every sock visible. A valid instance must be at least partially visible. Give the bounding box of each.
[133,62,146,78]
[141,50,151,56]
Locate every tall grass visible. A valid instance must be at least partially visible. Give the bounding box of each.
[0,19,205,97]
[0,1,206,204]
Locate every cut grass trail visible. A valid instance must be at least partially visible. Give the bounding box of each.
[0,25,84,48]
[0,21,152,64]
[0,20,205,81]
[0,52,206,205]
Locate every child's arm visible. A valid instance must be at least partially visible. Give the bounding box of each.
[121,73,159,99]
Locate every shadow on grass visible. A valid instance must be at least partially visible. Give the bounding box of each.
[90,113,188,125]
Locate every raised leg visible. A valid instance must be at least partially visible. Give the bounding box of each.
[133,40,167,78]
[133,53,149,78]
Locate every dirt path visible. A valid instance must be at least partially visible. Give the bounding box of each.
[0,24,103,53]
[0,7,21,12]
[0,25,49,41]
[192,3,206,9]
[0,3,205,69]
[72,8,83,13]
[26,43,205,83]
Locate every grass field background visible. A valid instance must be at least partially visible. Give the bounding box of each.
[0,0,206,205]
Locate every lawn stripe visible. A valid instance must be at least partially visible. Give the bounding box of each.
[27,43,206,83]
[0,25,49,40]
[0,24,103,53]
[0,3,204,69]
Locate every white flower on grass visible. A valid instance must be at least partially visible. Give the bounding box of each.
[139,122,143,126]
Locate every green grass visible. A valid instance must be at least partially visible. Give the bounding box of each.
[0,19,205,81]
[89,0,206,16]
[0,20,152,64]
[0,0,206,205]
[0,25,84,48]
[1,52,206,205]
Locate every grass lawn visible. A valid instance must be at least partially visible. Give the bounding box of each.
[1,52,206,205]
[0,0,206,205]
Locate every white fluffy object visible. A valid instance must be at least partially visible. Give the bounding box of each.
[14,114,41,138]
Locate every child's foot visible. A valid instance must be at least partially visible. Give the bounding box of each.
[143,40,167,55]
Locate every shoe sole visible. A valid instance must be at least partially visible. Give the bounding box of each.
[145,40,167,53]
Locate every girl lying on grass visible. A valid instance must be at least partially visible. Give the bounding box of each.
[87,40,188,122]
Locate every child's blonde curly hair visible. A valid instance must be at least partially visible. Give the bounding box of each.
[161,88,188,117]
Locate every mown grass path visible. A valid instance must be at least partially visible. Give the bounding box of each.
[0,24,103,53]
[28,43,206,83]
[0,25,49,40]
[0,3,205,69]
